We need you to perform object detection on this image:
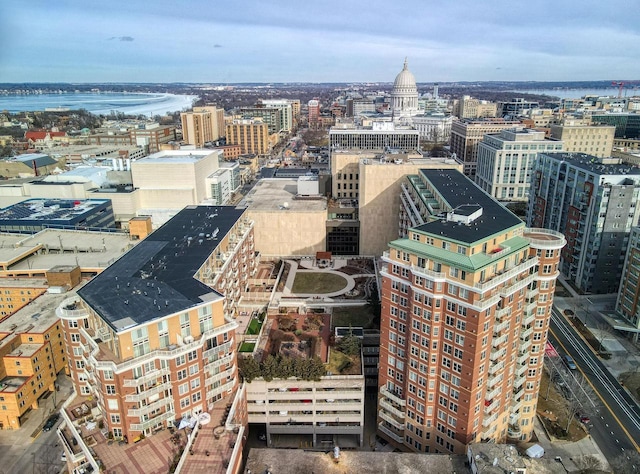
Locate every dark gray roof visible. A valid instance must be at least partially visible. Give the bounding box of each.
[414,169,522,244]
[78,206,245,332]
[11,153,57,168]
[540,152,640,176]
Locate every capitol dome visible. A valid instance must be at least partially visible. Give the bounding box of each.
[393,58,417,91]
[391,58,419,119]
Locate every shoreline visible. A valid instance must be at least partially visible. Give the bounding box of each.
[0,92,199,117]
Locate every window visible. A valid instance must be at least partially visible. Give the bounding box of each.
[177,369,187,380]
[131,326,150,357]
[106,385,116,395]
[176,354,186,366]
[110,414,121,424]
[198,306,213,333]
[180,313,191,338]
[157,320,169,349]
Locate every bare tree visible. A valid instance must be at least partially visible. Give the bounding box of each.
[610,451,640,474]
[574,454,605,473]
[561,372,599,432]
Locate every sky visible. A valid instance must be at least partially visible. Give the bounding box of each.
[1,0,639,84]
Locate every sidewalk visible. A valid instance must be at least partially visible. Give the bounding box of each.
[533,416,609,472]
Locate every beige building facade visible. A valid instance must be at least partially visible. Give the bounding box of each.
[550,123,615,157]
[226,120,271,156]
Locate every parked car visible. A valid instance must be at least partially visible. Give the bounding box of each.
[563,355,577,370]
[43,413,60,432]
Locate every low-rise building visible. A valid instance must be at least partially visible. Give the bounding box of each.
[0,198,115,233]
[243,312,366,448]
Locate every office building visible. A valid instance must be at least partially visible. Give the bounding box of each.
[193,105,225,140]
[89,125,177,154]
[378,168,565,453]
[592,113,640,139]
[550,123,615,157]
[0,198,115,233]
[449,119,522,178]
[498,98,539,118]
[329,122,420,152]
[453,96,497,119]
[244,312,365,448]
[528,152,640,293]
[476,129,563,201]
[412,111,453,143]
[226,119,271,156]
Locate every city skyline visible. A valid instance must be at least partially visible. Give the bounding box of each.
[2,0,640,83]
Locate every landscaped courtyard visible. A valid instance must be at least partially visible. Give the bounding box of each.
[291,272,348,294]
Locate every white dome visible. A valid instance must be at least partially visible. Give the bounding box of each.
[393,58,417,91]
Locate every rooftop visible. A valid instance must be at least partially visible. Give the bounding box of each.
[540,152,640,176]
[0,229,134,273]
[0,376,28,393]
[468,443,566,474]
[2,153,58,167]
[411,169,523,244]
[77,206,244,332]
[241,179,327,212]
[0,290,76,339]
[245,449,468,474]
[0,198,111,224]
[134,149,219,165]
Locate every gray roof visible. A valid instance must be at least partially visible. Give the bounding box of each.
[414,169,523,244]
[78,206,244,332]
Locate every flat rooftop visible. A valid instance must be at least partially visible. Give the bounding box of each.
[413,169,523,244]
[0,229,134,273]
[241,179,327,212]
[0,376,28,393]
[540,152,640,176]
[0,290,78,339]
[0,198,110,223]
[134,149,218,164]
[78,206,244,332]
[245,449,467,474]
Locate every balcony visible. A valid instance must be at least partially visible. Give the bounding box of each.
[495,307,511,320]
[494,319,509,333]
[123,368,170,387]
[379,410,404,430]
[488,362,504,376]
[203,339,234,360]
[484,399,500,414]
[492,333,508,348]
[490,348,506,362]
[379,398,405,419]
[205,365,235,386]
[127,398,172,417]
[513,375,526,389]
[519,338,532,352]
[520,327,533,340]
[507,423,522,439]
[516,364,528,377]
[517,352,529,365]
[511,400,523,413]
[130,410,175,431]
[512,387,525,401]
[378,422,404,444]
[410,264,446,281]
[486,386,501,401]
[380,387,406,406]
[487,374,502,389]
[527,287,539,299]
[474,257,538,292]
[125,381,172,402]
[482,413,498,428]
[522,311,536,326]
[56,297,91,320]
[206,379,234,400]
[499,273,537,297]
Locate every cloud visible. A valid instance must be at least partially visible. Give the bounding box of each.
[108,36,134,41]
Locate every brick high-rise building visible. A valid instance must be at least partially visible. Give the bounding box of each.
[377,169,565,454]
[58,206,257,444]
[226,119,270,156]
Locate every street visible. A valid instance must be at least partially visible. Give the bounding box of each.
[549,309,640,466]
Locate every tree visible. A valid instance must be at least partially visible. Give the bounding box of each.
[238,356,261,383]
[573,454,605,473]
[338,333,361,356]
[561,373,599,432]
[610,451,640,474]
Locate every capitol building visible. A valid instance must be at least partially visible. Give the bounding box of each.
[389,58,452,143]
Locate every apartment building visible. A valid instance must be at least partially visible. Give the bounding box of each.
[226,119,271,156]
[528,153,640,293]
[476,129,563,201]
[244,312,365,448]
[239,107,282,134]
[181,110,215,147]
[261,99,295,132]
[616,227,640,342]
[449,119,522,179]
[378,168,565,454]
[193,105,225,140]
[498,98,539,118]
[0,289,69,429]
[308,100,321,128]
[0,281,47,320]
[57,206,256,446]
[550,123,615,158]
